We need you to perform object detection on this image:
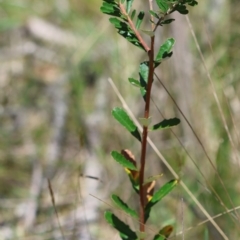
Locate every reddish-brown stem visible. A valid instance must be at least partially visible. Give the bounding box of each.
[119,3,150,52]
[118,3,155,238]
[139,36,155,239]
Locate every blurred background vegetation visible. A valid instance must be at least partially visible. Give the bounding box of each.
[0,0,240,239]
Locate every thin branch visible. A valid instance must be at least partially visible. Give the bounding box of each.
[108,77,229,240]
[119,3,150,52]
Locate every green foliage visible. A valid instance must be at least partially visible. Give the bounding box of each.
[150,118,180,131]
[111,194,138,218]
[144,180,178,222]
[112,107,141,141]
[105,210,138,239]
[155,38,175,63]
[111,151,138,170]
[101,0,198,238]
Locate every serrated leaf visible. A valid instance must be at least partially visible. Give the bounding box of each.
[112,194,138,218]
[136,11,145,29]
[151,118,180,130]
[155,38,175,63]
[111,151,137,170]
[112,107,141,141]
[160,18,175,25]
[156,0,169,13]
[105,211,138,240]
[128,78,141,87]
[130,9,136,20]
[144,179,178,222]
[153,225,174,240]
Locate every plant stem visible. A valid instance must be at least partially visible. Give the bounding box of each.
[119,3,150,52]
[139,36,155,239]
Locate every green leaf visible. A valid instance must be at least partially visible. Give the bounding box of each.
[141,29,155,37]
[112,107,141,141]
[100,1,121,17]
[136,11,145,29]
[144,179,178,222]
[109,17,145,51]
[139,62,149,86]
[128,78,141,87]
[139,117,152,127]
[105,211,138,240]
[160,18,175,25]
[155,38,175,63]
[111,151,138,170]
[188,0,198,6]
[112,194,138,218]
[139,62,149,100]
[130,9,136,20]
[126,0,134,14]
[149,10,159,19]
[156,0,169,13]
[175,4,189,15]
[151,118,180,131]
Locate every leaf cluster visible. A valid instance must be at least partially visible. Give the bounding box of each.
[100,0,198,239]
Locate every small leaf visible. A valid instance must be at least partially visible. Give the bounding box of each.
[139,61,149,86]
[151,118,180,131]
[143,180,155,206]
[153,225,174,240]
[112,107,141,141]
[147,179,178,208]
[136,11,145,29]
[175,4,189,15]
[105,211,138,240]
[126,0,134,14]
[139,62,149,100]
[188,0,198,6]
[111,151,137,170]
[130,9,136,20]
[112,194,138,218]
[141,29,155,37]
[160,18,175,25]
[100,1,121,17]
[139,117,152,127]
[128,78,141,87]
[144,179,178,222]
[156,0,169,13]
[155,38,175,63]
[109,18,145,51]
[149,10,159,19]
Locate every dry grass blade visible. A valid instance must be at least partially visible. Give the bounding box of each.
[185,15,240,223]
[108,77,229,240]
[47,179,66,240]
[154,74,238,227]
[174,205,240,238]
